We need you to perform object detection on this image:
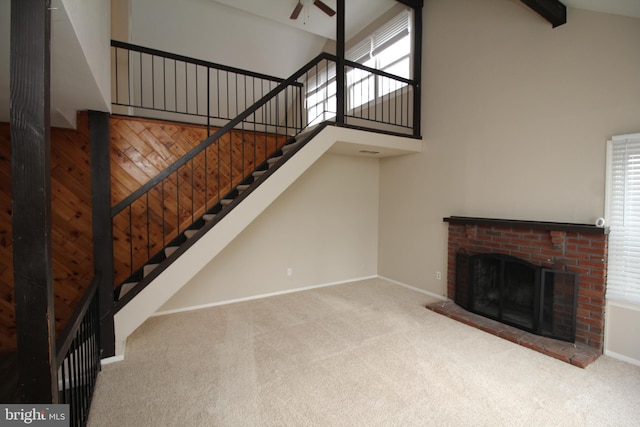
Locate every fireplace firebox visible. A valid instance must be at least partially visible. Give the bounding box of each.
[456,252,578,342]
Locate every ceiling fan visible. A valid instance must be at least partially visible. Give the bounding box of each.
[290,0,336,20]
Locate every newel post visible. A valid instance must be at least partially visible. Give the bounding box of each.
[336,0,345,125]
[89,111,116,359]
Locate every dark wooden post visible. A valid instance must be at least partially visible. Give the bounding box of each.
[412,1,423,138]
[89,111,115,359]
[395,0,423,137]
[336,0,345,125]
[10,0,57,403]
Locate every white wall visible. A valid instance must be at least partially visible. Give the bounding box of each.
[606,301,640,366]
[158,153,380,313]
[0,0,111,127]
[378,0,640,360]
[129,0,327,78]
[61,0,111,110]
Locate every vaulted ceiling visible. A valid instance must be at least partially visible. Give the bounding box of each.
[1,0,639,129]
[213,0,640,40]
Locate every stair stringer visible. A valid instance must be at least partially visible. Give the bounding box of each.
[113,126,422,357]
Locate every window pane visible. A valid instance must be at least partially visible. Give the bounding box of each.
[377,36,410,70]
[350,75,375,108]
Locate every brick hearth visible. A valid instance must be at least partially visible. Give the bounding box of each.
[427,300,600,367]
[439,217,608,363]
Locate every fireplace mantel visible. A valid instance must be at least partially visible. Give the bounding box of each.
[443,216,607,235]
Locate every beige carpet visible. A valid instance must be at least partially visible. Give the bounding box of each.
[88,278,640,426]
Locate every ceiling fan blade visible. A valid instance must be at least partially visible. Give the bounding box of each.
[314,0,336,17]
[290,2,303,20]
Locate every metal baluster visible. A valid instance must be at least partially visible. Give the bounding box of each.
[161,180,166,246]
[129,205,133,277]
[226,71,230,120]
[146,192,150,259]
[152,54,155,109]
[139,51,143,107]
[184,62,188,114]
[204,146,208,212]
[127,49,132,106]
[207,67,211,136]
[229,131,233,192]
[191,158,194,223]
[163,58,167,110]
[176,170,180,233]
[174,59,178,112]
[73,342,80,425]
[241,121,245,178]
[195,64,199,117]
[114,47,119,105]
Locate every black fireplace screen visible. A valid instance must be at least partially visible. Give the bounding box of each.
[456,252,578,342]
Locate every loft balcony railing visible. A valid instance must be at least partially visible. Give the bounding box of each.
[110,40,296,134]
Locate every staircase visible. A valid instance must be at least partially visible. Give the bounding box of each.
[115,132,307,305]
[105,43,422,358]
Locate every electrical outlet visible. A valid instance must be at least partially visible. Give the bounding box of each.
[436,271,442,280]
[287,267,293,277]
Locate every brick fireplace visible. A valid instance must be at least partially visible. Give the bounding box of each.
[435,217,608,366]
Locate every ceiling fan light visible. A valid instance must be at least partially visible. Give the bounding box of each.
[314,0,336,17]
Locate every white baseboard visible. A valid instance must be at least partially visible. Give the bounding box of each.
[103,274,442,365]
[377,275,448,301]
[101,354,125,366]
[604,349,640,367]
[153,275,379,317]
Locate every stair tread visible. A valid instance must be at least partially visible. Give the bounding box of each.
[119,282,138,299]
[165,246,179,257]
[267,156,282,164]
[143,263,159,277]
[220,199,234,206]
[281,142,300,152]
[237,184,250,191]
[203,214,216,221]
[253,170,267,177]
[184,229,198,238]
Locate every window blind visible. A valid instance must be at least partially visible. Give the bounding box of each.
[346,9,410,64]
[606,134,640,304]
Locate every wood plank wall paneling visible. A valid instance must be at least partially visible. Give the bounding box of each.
[0,114,93,354]
[0,113,288,352]
[109,116,287,285]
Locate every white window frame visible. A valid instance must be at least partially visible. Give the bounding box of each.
[605,133,640,305]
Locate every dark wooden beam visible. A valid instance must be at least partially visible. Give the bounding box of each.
[395,0,423,9]
[10,0,57,403]
[521,0,567,28]
[336,0,345,125]
[411,2,423,138]
[89,111,115,359]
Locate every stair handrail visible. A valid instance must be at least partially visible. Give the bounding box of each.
[111,52,335,217]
